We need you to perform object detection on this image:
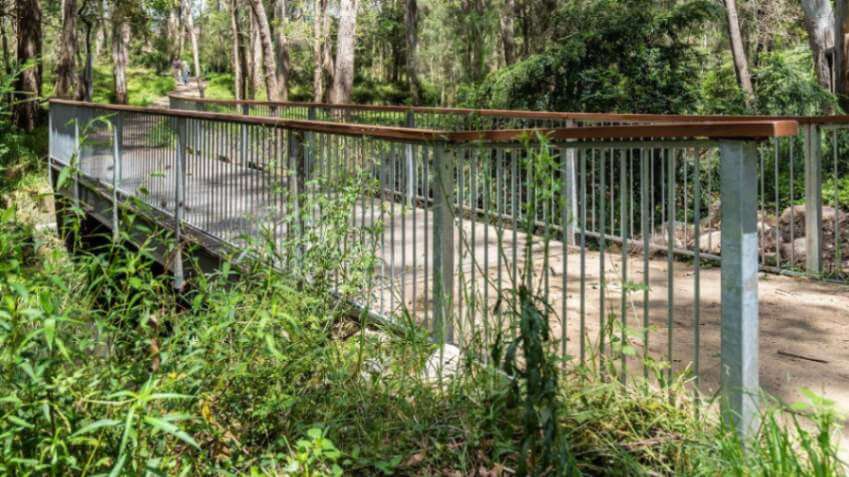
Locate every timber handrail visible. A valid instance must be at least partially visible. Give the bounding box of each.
[52,98,798,141]
[168,93,847,126]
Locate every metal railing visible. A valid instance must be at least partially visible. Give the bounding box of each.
[170,95,849,281]
[50,98,798,439]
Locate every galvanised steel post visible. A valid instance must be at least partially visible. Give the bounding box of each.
[111,112,123,242]
[719,140,760,442]
[73,116,80,208]
[173,117,186,290]
[405,111,416,205]
[563,121,578,246]
[804,124,823,275]
[289,129,307,269]
[432,145,455,345]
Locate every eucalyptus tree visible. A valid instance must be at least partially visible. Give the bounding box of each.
[330,0,358,104]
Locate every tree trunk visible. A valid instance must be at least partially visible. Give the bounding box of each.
[330,0,358,104]
[801,0,835,101]
[54,0,78,99]
[248,9,262,98]
[246,0,280,101]
[404,0,421,104]
[229,0,245,100]
[273,0,289,101]
[1,6,11,76]
[13,0,42,132]
[167,6,181,62]
[320,0,333,101]
[835,0,849,109]
[500,0,515,66]
[723,0,755,108]
[111,13,130,104]
[312,0,325,102]
[183,0,205,97]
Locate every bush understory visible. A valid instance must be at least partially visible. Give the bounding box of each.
[1,168,846,476]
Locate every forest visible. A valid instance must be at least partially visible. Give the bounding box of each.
[2,0,849,476]
[2,0,849,125]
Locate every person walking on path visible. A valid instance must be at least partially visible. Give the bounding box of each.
[181,61,190,86]
[172,58,183,85]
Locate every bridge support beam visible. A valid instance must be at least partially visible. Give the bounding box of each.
[719,140,760,442]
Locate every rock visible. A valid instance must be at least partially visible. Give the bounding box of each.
[698,230,721,254]
[780,237,806,265]
[422,344,461,381]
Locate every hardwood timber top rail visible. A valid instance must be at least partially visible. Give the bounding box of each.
[168,93,847,126]
[53,98,798,142]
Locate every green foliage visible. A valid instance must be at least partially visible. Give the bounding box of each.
[89,66,175,106]
[474,0,719,113]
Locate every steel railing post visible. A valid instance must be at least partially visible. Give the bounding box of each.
[406,110,416,205]
[804,124,823,275]
[719,140,760,442]
[563,120,578,245]
[73,116,81,208]
[289,129,307,269]
[173,117,186,290]
[111,112,123,241]
[432,145,455,345]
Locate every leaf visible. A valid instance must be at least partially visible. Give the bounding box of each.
[72,419,122,437]
[143,416,200,449]
[6,415,34,429]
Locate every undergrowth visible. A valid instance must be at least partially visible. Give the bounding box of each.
[0,168,844,476]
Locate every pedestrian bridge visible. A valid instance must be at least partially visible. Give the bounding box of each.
[48,96,849,438]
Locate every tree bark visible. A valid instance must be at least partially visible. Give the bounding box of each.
[320,0,333,101]
[312,0,325,102]
[246,0,280,101]
[273,0,289,101]
[13,0,42,131]
[229,0,246,100]
[723,0,755,108]
[1,4,11,76]
[167,5,181,62]
[835,0,849,108]
[54,0,78,99]
[801,0,835,99]
[183,0,205,97]
[404,0,421,104]
[111,12,130,104]
[500,0,515,66]
[248,8,262,98]
[330,0,358,104]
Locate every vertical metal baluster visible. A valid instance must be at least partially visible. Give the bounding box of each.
[511,148,518,337]
[790,139,796,267]
[693,147,702,399]
[641,148,650,379]
[599,148,607,362]
[620,148,628,383]
[666,148,676,384]
[424,146,430,330]
[496,148,505,338]
[834,131,841,272]
[579,148,587,367]
[560,147,569,363]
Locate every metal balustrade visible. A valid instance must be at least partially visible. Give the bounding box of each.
[170,95,849,281]
[49,98,798,439]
